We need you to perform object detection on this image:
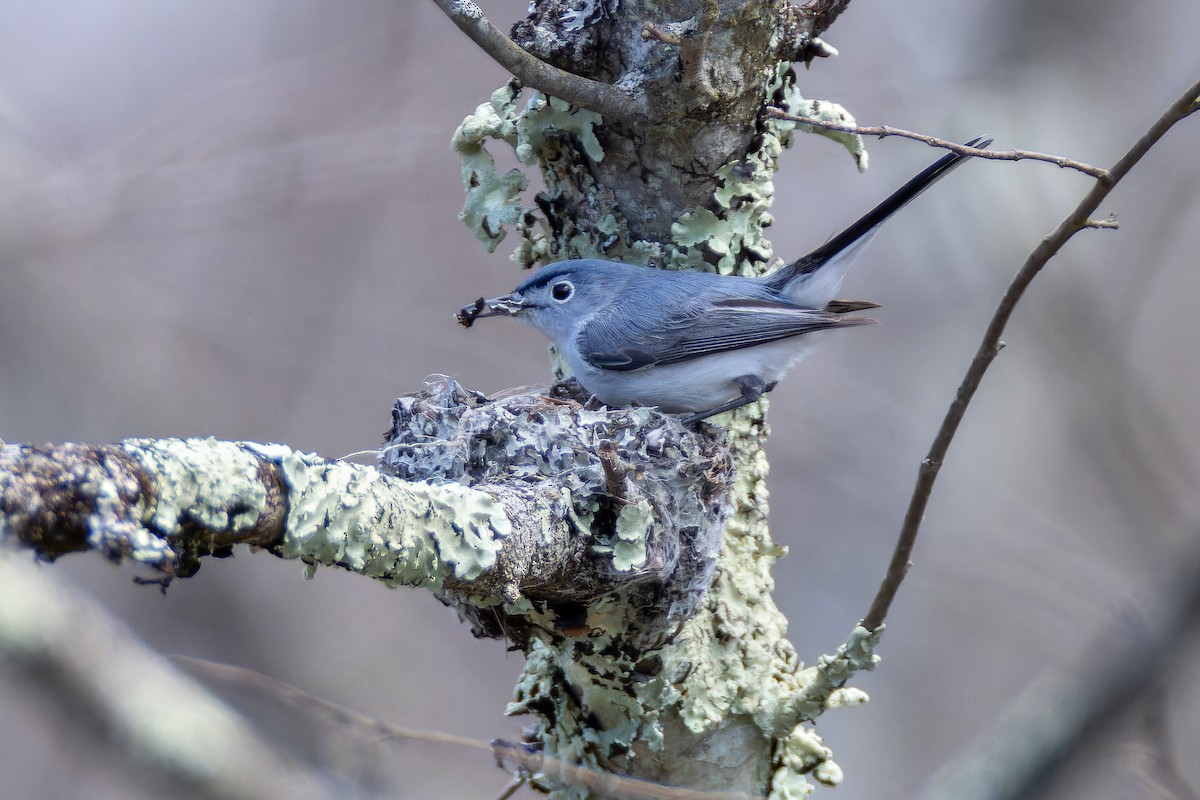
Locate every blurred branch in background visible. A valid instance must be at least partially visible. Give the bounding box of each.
[1135,685,1200,800]
[914,528,1200,800]
[0,557,334,800]
[179,656,770,800]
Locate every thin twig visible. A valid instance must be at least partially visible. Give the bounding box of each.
[177,657,761,800]
[429,0,647,123]
[861,75,1200,633]
[174,655,495,753]
[491,740,758,800]
[493,773,529,800]
[764,107,1108,178]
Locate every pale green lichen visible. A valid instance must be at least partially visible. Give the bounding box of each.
[825,687,869,709]
[667,61,866,278]
[816,625,882,686]
[596,213,619,237]
[594,499,653,572]
[763,59,866,172]
[451,84,528,252]
[274,448,507,590]
[655,401,813,737]
[125,438,268,537]
[117,438,269,566]
[769,724,843,799]
[453,84,607,261]
[791,96,867,172]
[516,93,604,164]
[510,634,671,796]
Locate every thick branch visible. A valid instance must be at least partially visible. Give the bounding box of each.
[862,76,1200,632]
[439,1,867,247]
[1,381,732,648]
[429,0,648,123]
[0,440,285,576]
[431,0,856,127]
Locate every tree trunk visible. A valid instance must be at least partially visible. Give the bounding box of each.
[442,2,873,796]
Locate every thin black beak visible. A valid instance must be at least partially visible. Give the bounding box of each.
[456,293,526,328]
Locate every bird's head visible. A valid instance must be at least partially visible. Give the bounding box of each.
[457,260,626,344]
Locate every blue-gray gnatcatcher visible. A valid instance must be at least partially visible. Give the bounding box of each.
[458,138,991,423]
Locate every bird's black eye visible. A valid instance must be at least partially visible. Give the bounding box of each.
[551,281,574,301]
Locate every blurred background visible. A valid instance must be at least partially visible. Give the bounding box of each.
[1,1,1198,798]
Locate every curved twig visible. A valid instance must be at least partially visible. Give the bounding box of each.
[175,658,760,800]
[861,75,1200,633]
[429,0,648,123]
[764,108,1108,178]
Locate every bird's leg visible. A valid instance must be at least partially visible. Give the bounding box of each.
[681,375,772,425]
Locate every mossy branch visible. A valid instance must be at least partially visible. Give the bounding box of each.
[1,380,732,649]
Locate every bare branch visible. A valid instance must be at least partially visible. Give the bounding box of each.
[493,774,529,800]
[764,107,1108,178]
[179,657,763,800]
[861,75,1200,633]
[175,656,495,753]
[491,739,760,800]
[429,0,648,123]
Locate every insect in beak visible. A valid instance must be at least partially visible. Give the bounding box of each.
[456,293,527,328]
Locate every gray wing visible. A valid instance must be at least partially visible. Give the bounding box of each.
[580,296,874,372]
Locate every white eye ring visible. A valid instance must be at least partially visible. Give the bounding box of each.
[551,281,574,302]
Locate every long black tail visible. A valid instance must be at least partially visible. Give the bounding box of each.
[770,136,993,284]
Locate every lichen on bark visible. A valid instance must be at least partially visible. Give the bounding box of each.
[448,3,875,796]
